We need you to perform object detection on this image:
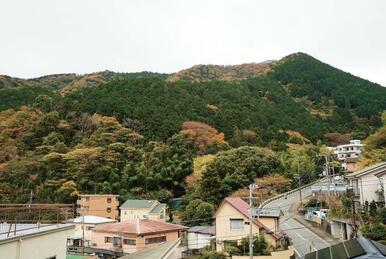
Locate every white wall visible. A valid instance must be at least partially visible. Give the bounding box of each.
[0,228,73,259]
[187,232,211,250]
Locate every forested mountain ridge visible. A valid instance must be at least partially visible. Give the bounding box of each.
[0,52,385,211]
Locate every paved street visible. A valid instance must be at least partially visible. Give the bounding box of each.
[264,186,337,258]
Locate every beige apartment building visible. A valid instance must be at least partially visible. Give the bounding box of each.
[77,194,119,220]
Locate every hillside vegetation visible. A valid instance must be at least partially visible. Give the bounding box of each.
[0,52,385,212]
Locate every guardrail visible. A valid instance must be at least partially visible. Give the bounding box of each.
[260,178,326,208]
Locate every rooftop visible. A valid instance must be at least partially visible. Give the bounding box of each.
[149,203,166,214]
[120,199,158,209]
[0,223,74,243]
[303,236,386,259]
[93,219,187,236]
[78,194,119,197]
[188,226,215,235]
[346,162,386,178]
[68,215,116,224]
[120,238,181,259]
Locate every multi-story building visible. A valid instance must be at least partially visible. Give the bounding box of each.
[77,194,119,220]
[120,199,166,222]
[334,140,364,170]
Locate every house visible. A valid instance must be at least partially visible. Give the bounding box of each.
[120,199,166,222]
[302,236,386,259]
[119,238,182,259]
[346,162,386,206]
[187,226,215,250]
[66,215,116,248]
[0,223,74,259]
[77,194,119,220]
[215,197,285,253]
[91,219,187,254]
[334,140,364,169]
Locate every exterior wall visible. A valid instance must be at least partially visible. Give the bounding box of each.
[330,220,353,241]
[73,223,95,245]
[258,218,278,233]
[0,228,73,259]
[120,208,166,222]
[120,208,152,221]
[359,174,380,204]
[91,230,179,254]
[187,232,211,250]
[346,162,358,172]
[77,195,119,220]
[215,202,261,252]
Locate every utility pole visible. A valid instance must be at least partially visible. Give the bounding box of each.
[29,190,33,206]
[297,158,303,204]
[249,184,254,259]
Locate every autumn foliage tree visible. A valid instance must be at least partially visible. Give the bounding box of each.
[181,121,227,154]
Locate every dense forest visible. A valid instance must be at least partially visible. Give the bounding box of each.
[0,52,385,222]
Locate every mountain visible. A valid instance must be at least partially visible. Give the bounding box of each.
[167,60,275,82]
[0,52,385,143]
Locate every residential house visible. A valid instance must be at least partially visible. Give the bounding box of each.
[91,219,187,254]
[187,226,215,250]
[0,223,74,259]
[67,215,116,248]
[77,194,119,220]
[346,162,386,207]
[334,140,364,170]
[120,199,166,222]
[215,197,285,253]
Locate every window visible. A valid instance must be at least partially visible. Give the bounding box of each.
[86,226,94,231]
[107,198,112,203]
[107,207,111,213]
[145,236,166,244]
[230,219,244,230]
[160,214,164,220]
[143,215,148,219]
[123,239,136,245]
[105,237,113,243]
[46,257,56,259]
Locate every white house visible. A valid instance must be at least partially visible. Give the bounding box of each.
[66,215,115,248]
[346,162,386,206]
[187,226,215,250]
[0,223,74,259]
[119,200,166,222]
[334,140,364,169]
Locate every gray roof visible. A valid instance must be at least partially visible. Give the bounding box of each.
[68,215,116,224]
[188,226,215,235]
[346,162,386,178]
[149,203,166,214]
[0,223,74,243]
[120,199,158,209]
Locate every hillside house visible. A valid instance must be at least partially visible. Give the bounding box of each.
[215,197,285,253]
[91,219,187,254]
[120,199,166,222]
[346,162,386,207]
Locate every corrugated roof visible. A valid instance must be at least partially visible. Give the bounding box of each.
[149,203,166,214]
[93,219,187,235]
[120,199,158,209]
[188,226,215,235]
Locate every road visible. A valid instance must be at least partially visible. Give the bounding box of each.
[264,186,336,258]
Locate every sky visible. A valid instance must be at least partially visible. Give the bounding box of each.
[1,0,386,86]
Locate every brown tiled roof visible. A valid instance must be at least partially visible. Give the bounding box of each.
[93,219,187,236]
[221,197,285,240]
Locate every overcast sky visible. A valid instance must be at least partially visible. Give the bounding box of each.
[1,0,385,86]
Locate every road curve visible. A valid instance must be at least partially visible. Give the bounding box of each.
[264,186,336,258]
